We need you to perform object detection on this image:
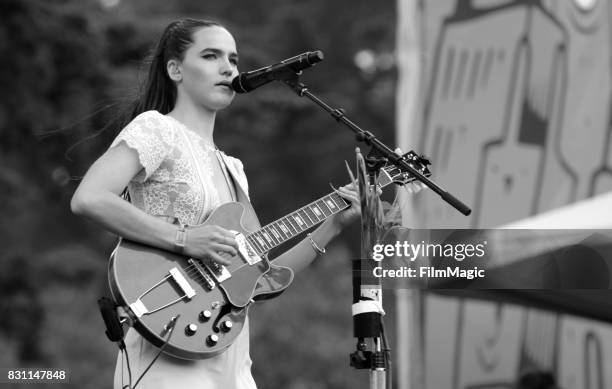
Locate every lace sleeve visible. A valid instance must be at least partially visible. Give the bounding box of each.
[110,111,175,182]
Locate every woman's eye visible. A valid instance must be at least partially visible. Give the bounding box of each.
[202,53,216,59]
[230,59,239,66]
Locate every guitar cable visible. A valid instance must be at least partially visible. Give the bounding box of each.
[121,347,132,389]
[380,316,392,389]
[130,315,180,389]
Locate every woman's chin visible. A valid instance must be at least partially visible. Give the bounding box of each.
[201,98,234,112]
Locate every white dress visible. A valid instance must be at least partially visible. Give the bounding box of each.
[110,110,257,389]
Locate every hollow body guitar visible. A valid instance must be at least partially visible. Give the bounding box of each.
[108,151,430,359]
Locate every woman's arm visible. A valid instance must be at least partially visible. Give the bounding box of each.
[71,143,177,250]
[71,143,238,265]
[272,184,360,273]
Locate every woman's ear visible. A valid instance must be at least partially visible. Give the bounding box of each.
[167,59,182,82]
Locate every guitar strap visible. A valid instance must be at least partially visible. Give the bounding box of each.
[215,151,262,233]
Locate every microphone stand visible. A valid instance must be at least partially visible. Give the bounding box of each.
[275,71,471,389]
[279,73,472,216]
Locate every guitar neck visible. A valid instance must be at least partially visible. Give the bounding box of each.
[245,191,351,255]
[245,168,399,256]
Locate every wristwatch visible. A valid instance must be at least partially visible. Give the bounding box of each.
[175,224,188,254]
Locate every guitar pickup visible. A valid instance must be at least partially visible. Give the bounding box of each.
[188,259,216,290]
[200,232,261,285]
[205,261,232,283]
[234,232,262,265]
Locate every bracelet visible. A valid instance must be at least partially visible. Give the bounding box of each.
[174,224,188,254]
[307,233,326,256]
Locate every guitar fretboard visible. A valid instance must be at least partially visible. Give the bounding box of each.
[243,151,428,256]
[245,192,350,255]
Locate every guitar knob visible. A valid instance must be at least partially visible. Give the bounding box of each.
[206,334,219,346]
[185,323,198,336]
[221,320,233,332]
[199,310,212,322]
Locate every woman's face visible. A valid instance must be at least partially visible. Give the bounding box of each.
[173,26,239,112]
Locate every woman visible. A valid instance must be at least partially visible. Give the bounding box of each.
[71,19,360,389]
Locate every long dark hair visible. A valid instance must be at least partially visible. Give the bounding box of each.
[124,18,224,125]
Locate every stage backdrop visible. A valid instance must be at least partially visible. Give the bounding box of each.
[399,0,612,229]
[395,1,612,388]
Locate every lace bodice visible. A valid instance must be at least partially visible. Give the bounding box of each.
[110,110,249,225]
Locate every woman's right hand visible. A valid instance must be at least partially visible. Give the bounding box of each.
[183,225,239,266]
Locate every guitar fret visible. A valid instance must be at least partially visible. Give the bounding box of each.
[246,235,264,254]
[316,199,332,216]
[298,209,314,227]
[261,229,277,246]
[283,215,299,236]
[266,225,282,245]
[253,232,270,251]
[330,193,349,209]
[290,213,306,231]
[276,221,291,239]
[323,196,340,212]
[269,224,285,242]
[310,203,325,219]
[282,218,298,236]
[304,205,321,223]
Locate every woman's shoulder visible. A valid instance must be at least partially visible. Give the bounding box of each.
[111,110,177,148]
[123,110,177,136]
[129,110,169,125]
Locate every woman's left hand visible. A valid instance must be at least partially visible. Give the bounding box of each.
[330,182,361,229]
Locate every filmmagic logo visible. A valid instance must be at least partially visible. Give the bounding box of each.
[371,265,486,280]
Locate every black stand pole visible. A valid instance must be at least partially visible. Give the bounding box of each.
[280,75,472,216]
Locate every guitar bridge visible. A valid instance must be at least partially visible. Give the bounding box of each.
[128,267,196,318]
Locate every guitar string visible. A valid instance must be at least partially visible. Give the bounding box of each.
[175,191,354,284]
[172,169,407,286]
[136,162,426,311]
[171,162,423,289]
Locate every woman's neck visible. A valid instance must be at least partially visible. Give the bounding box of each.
[167,99,217,143]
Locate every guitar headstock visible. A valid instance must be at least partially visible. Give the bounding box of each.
[379,150,432,188]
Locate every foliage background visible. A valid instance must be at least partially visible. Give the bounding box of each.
[0,0,399,387]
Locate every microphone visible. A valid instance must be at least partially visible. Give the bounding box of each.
[231,50,324,93]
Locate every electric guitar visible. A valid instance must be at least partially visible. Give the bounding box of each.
[108,151,431,359]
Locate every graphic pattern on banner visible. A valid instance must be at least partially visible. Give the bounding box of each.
[403,0,612,228]
[424,294,612,389]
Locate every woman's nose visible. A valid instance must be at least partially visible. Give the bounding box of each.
[220,58,235,76]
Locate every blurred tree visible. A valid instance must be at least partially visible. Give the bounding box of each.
[0,0,398,387]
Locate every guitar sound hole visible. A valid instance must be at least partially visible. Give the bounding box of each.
[211,303,233,333]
